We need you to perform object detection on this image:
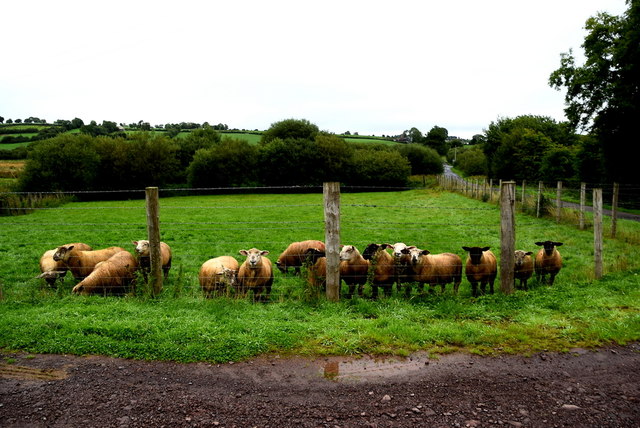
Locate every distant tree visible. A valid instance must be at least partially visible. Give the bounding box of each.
[0,116,4,124]
[349,147,411,186]
[470,134,486,145]
[6,119,13,124]
[540,146,577,183]
[408,127,425,144]
[395,144,443,175]
[455,145,487,176]
[424,126,449,155]
[260,118,319,145]
[187,138,258,188]
[549,0,639,183]
[15,119,22,124]
[71,117,84,129]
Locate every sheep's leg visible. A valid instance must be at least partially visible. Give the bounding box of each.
[453,280,460,295]
[371,284,379,299]
[470,281,479,297]
[488,279,494,294]
[440,283,445,293]
[404,283,412,297]
[548,273,556,286]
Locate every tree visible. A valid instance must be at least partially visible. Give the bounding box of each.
[549,0,640,183]
[260,118,319,145]
[395,144,443,175]
[424,126,449,155]
[0,116,4,124]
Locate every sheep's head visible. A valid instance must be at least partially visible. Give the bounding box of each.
[53,245,74,262]
[133,240,150,257]
[239,248,269,268]
[408,247,430,265]
[218,267,237,287]
[390,243,408,260]
[339,245,360,262]
[462,246,491,265]
[514,250,533,268]
[535,241,563,256]
[362,243,392,261]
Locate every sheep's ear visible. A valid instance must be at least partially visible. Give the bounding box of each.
[534,241,543,246]
[260,250,270,256]
[132,241,138,246]
[526,251,533,255]
[462,246,471,251]
[554,242,563,247]
[482,246,491,251]
[382,243,392,249]
[421,249,431,255]
[239,250,248,256]
[67,245,75,251]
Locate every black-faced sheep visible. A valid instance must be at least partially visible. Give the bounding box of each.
[304,247,327,290]
[362,243,396,298]
[462,246,498,297]
[406,247,463,295]
[338,245,369,298]
[53,245,128,280]
[276,240,326,274]
[71,250,138,296]
[132,240,172,280]
[199,256,239,298]
[38,243,93,287]
[237,248,273,302]
[534,241,563,285]
[514,250,534,290]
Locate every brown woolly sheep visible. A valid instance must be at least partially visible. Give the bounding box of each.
[37,243,94,287]
[534,241,563,285]
[199,256,239,298]
[53,245,127,280]
[406,247,463,295]
[338,245,369,298]
[462,246,498,297]
[237,248,273,302]
[276,240,326,274]
[514,250,534,290]
[390,242,414,292]
[303,247,327,290]
[362,243,396,298]
[132,240,172,280]
[72,250,138,295]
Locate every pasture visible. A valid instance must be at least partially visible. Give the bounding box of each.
[0,189,638,362]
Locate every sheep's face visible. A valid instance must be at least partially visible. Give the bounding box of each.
[339,245,360,262]
[408,247,430,265]
[218,267,237,287]
[240,248,269,268]
[304,248,325,265]
[535,241,563,256]
[463,246,490,265]
[514,250,532,268]
[53,245,74,262]
[390,243,408,260]
[133,240,150,257]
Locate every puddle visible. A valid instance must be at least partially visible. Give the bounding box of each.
[321,354,430,381]
[0,363,68,381]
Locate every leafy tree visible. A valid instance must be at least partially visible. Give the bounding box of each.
[0,116,4,124]
[395,144,443,175]
[470,134,486,145]
[176,128,221,172]
[540,146,577,183]
[71,117,84,129]
[549,0,639,183]
[348,147,411,186]
[455,145,487,176]
[260,118,319,145]
[187,138,258,188]
[258,137,324,186]
[424,126,449,155]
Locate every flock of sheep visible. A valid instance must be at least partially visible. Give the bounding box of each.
[38,238,564,300]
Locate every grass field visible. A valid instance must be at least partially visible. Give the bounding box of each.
[0,189,638,362]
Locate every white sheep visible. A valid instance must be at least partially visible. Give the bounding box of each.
[199,256,239,297]
[132,240,172,280]
[53,245,127,280]
[72,250,138,295]
[237,248,273,302]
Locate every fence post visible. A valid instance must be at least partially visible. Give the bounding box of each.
[593,188,603,280]
[489,179,494,202]
[521,180,526,209]
[536,181,543,218]
[556,181,563,223]
[611,182,619,238]
[500,181,516,295]
[579,182,586,230]
[145,187,163,296]
[323,182,341,302]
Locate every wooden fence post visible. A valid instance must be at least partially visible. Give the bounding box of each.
[500,181,516,295]
[323,182,341,302]
[611,182,619,238]
[556,181,563,223]
[593,188,603,280]
[145,187,163,297]
[579,182,586,230]
[536,181,543,218]
[489,179,494,202]
[521,180,526,209]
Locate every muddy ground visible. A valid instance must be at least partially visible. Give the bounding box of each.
[1,344,638,427]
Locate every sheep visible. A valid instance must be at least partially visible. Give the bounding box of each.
[199,256,239,298]
[406,247,463,295]
[462,246,498,297]
[338,245,369,298]
[276,240,326,274]
[71,250,138,296]
[390,242,414,293]
[37,243,93,287]
[237,248,273,302]
[53,245,128,281]
[362,243,396,298]
[514,250,534,290]
[132,240,172,280]
[303,247,327,290]
[534,241,563,285]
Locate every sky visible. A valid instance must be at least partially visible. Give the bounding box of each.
[0,0,629,140]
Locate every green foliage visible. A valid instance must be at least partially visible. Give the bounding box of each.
[395,143,443,175]
[187,137,258,187]
[540,146,577,183]
[350,147,411,186]
[454,145,487,176]
[424,125,449,155]
[260,118,319,145]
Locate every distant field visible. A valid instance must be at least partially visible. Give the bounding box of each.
[0,160,25,178]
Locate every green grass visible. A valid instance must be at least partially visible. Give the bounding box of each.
[1,189,639,362]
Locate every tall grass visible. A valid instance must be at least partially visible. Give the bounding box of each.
[0,189,638,362]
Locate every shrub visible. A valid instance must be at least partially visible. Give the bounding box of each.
[187,137,258,188]
[395,144,443,175]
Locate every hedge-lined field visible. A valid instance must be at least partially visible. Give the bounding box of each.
[0,189,638,362]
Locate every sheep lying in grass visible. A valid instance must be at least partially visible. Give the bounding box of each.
[37,243,93,287]
[514,250,534,290]
[238,248,273,302]
[406,247,463,295]
[534,241,563,285]
[462,246,497,297]
[338,245,369,298]
[72,251,138,296]
[276,240,325,274]
[132,240,172,280]
[53,245,127,281]
[199,256,239,298]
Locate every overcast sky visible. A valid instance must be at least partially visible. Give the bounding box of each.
[0,0,629,139]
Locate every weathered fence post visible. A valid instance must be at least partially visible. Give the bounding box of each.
[579,182,586,230]
[500,181,516,295]
[593,188,603,280]
[536,181,543,218]
[489,179,494,202]
[556,181,563,223]
[145,187,163,296]
[323,182,341,302]
[611,182,619,238]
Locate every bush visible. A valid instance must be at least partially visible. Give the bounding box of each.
[187,138,258,188]
[260,119,319,145]
[455,146,487,176]
[395,144,443,175]
[348,147,411,186]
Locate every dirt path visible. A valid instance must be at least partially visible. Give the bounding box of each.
[1,344,638,427]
